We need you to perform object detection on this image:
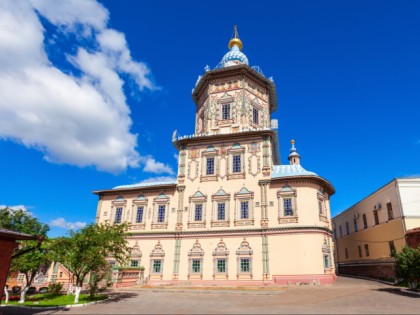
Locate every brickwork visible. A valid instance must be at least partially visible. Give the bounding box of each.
[339,262,395,280]
[406,228,420,248]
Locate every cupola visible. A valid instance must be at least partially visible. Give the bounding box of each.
[220,25,249,67]
[288,139,301,165]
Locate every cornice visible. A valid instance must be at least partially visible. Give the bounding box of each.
[127,225,332,240]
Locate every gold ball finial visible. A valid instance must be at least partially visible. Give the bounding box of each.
[291,139,295,145]
[228,25,243,51]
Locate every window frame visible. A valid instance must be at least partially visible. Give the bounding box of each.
[387,202,394,221]
[278,186,298,224]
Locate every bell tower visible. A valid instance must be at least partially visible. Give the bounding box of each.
[192,26,278,136]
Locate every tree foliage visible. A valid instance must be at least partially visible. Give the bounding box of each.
[53,222,131,288]
[394,246,420,289]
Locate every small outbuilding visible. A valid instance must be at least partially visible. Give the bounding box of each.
[0,228,40,304]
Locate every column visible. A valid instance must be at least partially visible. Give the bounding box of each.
[172,238,182,281]
[259,180,269,228]
[176,186,185,231]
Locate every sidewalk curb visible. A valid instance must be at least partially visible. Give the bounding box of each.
[0,296,111,309]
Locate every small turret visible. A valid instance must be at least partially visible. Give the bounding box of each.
[288,139,301,165]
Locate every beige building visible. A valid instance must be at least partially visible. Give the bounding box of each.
[94,28,336,286]
[332,177,420,279]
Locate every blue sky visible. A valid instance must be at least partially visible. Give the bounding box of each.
[0,0,419,237]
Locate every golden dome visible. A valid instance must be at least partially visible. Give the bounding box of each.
[228,37,243,51]
[228,25,243,51]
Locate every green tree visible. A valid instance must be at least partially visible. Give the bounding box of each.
[394,246,420,290]
[0,207,50,303]
[53,222,131,303]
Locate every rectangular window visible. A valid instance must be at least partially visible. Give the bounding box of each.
[358,245,362,257]
[240,258,250,272]
[323,255,330,269]
[362,214,368,229]
[50,275,57,283]
[192,259,201,273]
[318,200,323,215]
[333,228,337,239]
[206,157,215,175]
[387,202,394,220]
[232,155,241,173]
[114,207,123,224]
[217,203,225,220]
[345,248,348,259]
[153,260,162,273]
[252,108,259,124]
[346,222,350,235]
[365,244,370,257]
[136,206,144,223]
[284,198,293,216]
[195,204,203,221]
[389,241,395,256]
[158,205,166,223]
[353,218,358,232]
[339,225,343,238]
[217,259,226,273]
[222,104,231,120]
[240,201,249,219]
[373,210,379,225]
[131,260,139,267]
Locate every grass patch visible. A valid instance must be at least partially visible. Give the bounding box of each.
[6,293,108,307]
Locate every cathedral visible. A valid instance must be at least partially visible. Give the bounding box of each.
[94,27,336,286]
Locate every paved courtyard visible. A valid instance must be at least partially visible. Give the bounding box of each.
[1,277,419,314]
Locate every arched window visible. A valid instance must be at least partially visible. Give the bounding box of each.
[188,240,204,280]
[213,239,230,280]
[149,241,165,280]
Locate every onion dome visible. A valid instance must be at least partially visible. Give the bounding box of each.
[220,25,249,67]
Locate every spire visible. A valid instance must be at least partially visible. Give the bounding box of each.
[288,139,301,165]
[228,25,243,51]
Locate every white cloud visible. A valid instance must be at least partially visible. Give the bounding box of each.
[139,176,176,184]
[50,217,86,230]
[0,0,163,173]
[142,156,174,175]
[0,205,29,211]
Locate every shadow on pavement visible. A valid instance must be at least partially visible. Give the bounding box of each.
[376,288,419,298]
[103,292,138,303]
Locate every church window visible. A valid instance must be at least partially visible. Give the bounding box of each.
[240,201,249,219]
[136,206,144,223]
[358,245,362,257]
[217,203,226,220]
[232,155,241,173]
[152,260,162,273]
[323,255,330,269]
[318,200,323,215]
[252,108,259,124]
[114,207,123,224]
[217,259,226,273]
[222,104,231,120]
[195,204,203,221]
[389,241,395,256]
[283,198,293,216]
[387,202,394,220]
[240,258,250,272]
[345,222,350,235]
[206,157,215,175]
[353,218,358,232]
[158,205,166,223]
[339,225,343,238]
[191,259,201,273]
[131,260,139,267]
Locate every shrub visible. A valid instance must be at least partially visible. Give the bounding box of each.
[12,286,21,293]
[394,246,420,290]
[48,282,63,295]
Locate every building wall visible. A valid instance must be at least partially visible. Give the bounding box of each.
[333,178,420,279]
